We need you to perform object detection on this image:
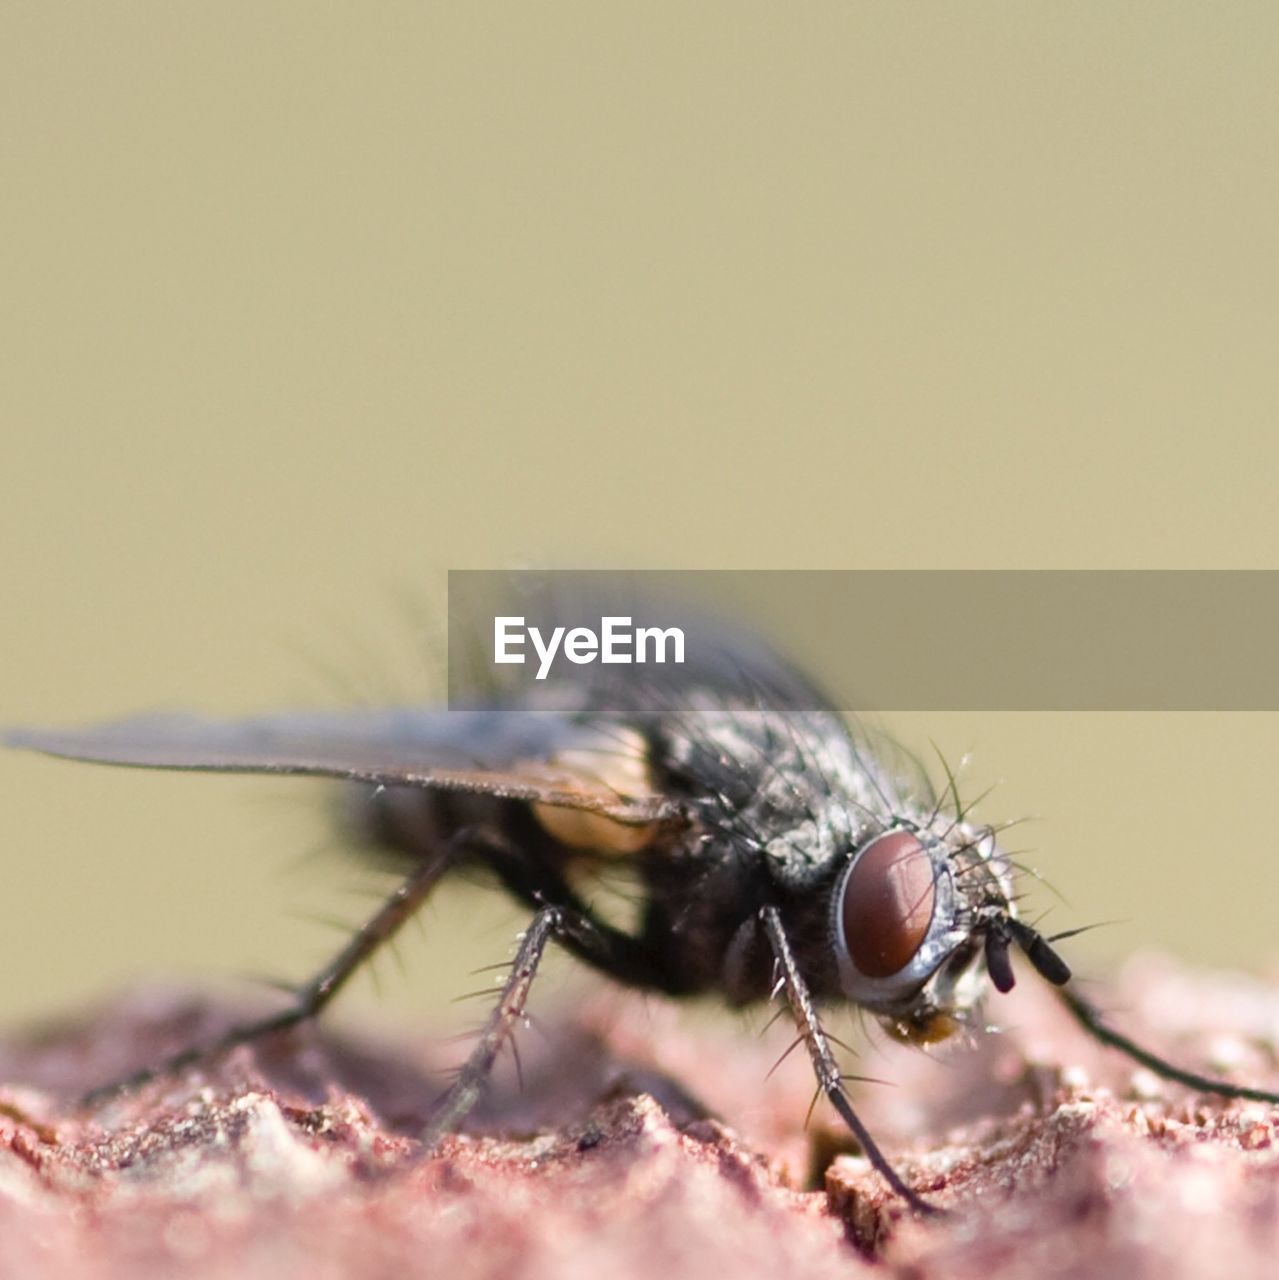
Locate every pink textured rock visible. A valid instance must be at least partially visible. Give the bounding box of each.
[0,956,1277,1280]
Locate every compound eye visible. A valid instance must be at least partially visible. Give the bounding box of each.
[841,830,938,978]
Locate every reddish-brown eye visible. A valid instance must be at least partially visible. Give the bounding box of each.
[842,830,937,978]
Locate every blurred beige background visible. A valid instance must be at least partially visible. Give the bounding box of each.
[2,6,1278,1037]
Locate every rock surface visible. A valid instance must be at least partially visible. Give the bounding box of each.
[1,956,1278,1279]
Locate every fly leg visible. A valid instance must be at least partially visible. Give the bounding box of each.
[758,905,940,1216]
[422,903,609,1144]
[82,843,456,1105]
[1058,985,1279,1104]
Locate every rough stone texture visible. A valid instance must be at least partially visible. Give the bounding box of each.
[1,955,1278,1279]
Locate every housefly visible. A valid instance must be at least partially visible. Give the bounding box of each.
[6,625,1278,1215]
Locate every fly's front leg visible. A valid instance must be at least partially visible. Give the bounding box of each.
[1058,985,1279,1104]
[82,841,457,1106]
[758,905,940,1216]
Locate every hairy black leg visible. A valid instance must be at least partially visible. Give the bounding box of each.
[1058,985,1279,1104]
[481,842,685,993]
[421,903,570,1144]
[758,905,940,1216]
[82,845,455,1105]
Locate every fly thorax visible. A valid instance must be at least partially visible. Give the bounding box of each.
[763,817,847,888]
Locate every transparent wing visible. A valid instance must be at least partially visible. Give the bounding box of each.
[5,708,674,825]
